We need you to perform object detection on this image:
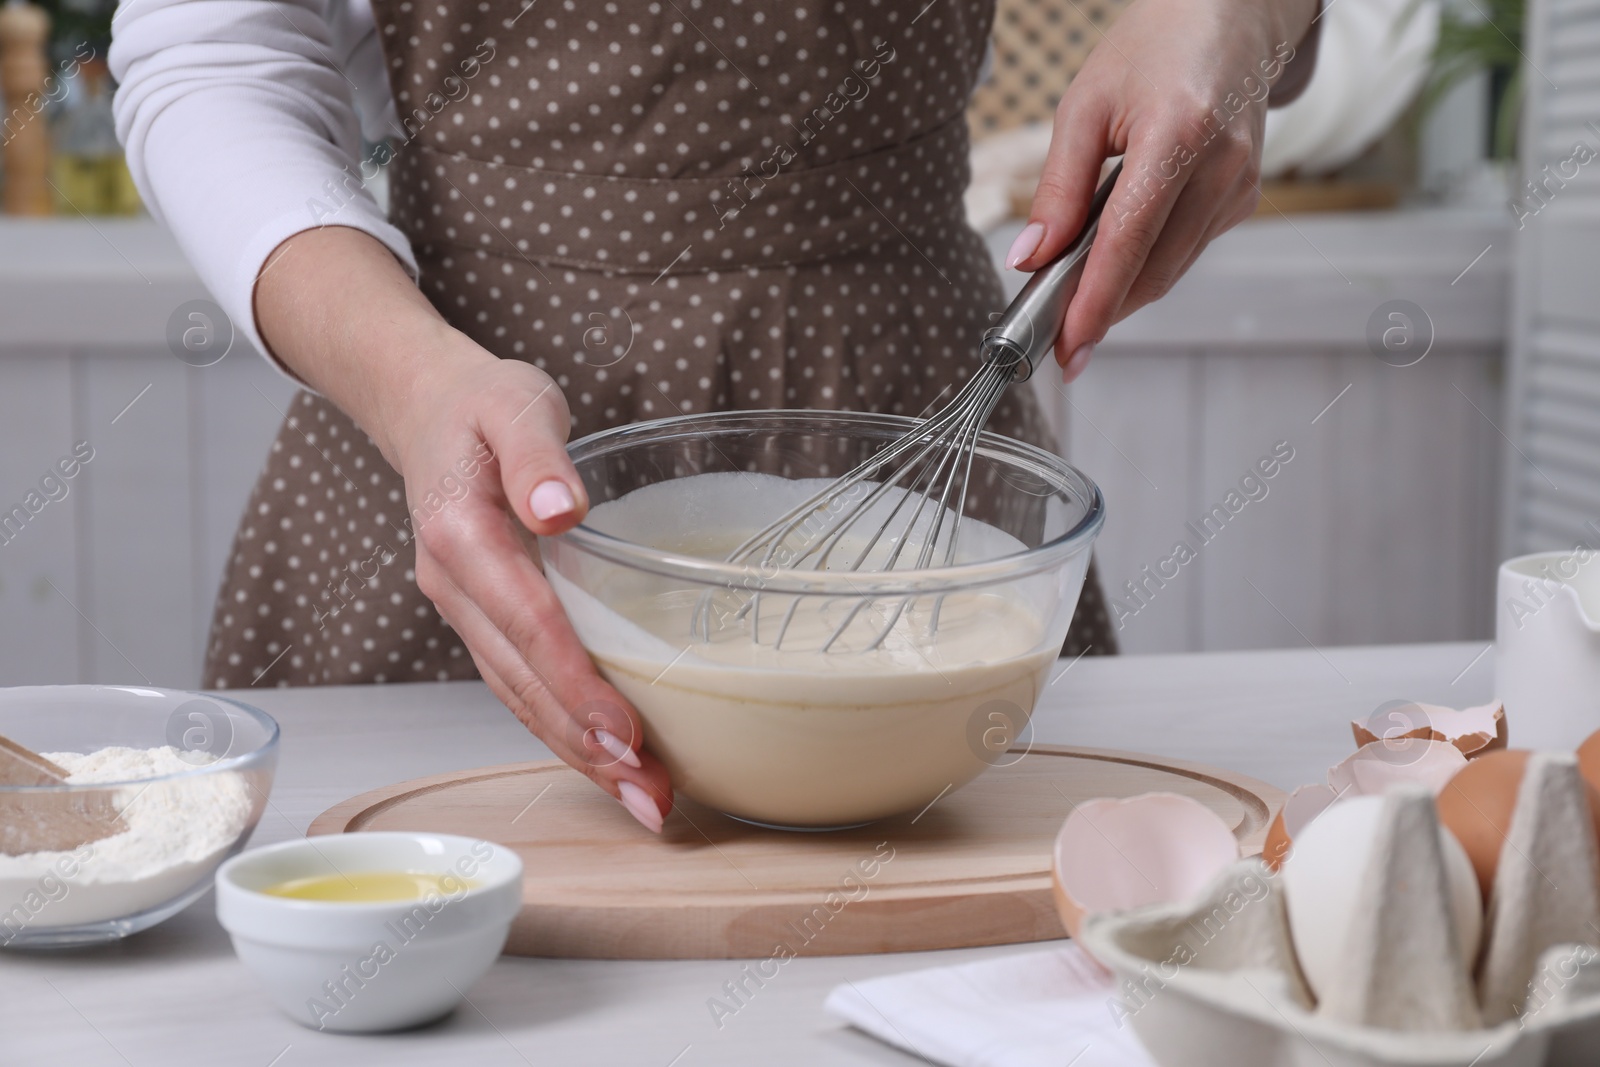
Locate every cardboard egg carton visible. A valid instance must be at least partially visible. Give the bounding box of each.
[1079,755,1600,1067]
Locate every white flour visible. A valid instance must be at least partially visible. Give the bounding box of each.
[0,746,256,937]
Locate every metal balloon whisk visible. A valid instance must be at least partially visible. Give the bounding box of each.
[694,165,1122,653]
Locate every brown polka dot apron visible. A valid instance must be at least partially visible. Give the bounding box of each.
[203,0,1116,688]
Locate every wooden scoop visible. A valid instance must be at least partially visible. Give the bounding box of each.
[0,733,126,855]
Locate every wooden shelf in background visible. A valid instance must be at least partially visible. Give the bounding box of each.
[1251,180,1401,216]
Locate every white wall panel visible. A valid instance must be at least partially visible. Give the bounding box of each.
[76,349,199,686]
[1059,349,1198,653]
[1195,350,1339,652]
[0,351,82,684]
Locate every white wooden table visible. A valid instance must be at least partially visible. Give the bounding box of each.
[5,641,1495,1066]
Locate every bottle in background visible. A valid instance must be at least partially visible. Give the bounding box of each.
[51,54,138,216]
[0,0,53,216]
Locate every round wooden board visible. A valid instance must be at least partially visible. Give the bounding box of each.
[309,746,1284,960]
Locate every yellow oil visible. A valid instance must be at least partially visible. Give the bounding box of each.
[262,871,474,902]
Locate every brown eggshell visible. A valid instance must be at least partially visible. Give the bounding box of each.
[1437,748,1600,901]
[1262,811,1292,873]
[1262,783,1338,872]
[1578,728,1600,794]
[1051,792,1240,947]
[1350,701,1508,760]
[1051,868,1088,942]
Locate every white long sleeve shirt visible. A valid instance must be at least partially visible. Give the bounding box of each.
[110,0,413,363]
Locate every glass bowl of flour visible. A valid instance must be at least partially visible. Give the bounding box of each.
[541,410,1104,829]
[0,687,277,947]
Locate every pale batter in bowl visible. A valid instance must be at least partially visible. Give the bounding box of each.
[587,581,1056,827]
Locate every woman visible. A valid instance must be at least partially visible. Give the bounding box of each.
[111,0,1319,832]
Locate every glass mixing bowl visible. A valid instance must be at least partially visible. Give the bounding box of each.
[0,686,277,947]
[540,410,1104,829]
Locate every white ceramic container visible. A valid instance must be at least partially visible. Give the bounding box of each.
[1495,551,1600,751]
[215,832,522,1032]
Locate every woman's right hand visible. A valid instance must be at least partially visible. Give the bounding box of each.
[255,226,673,832]
[1010,0,1320,382]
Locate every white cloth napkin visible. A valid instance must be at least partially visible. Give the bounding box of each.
[824,944,1155,1067]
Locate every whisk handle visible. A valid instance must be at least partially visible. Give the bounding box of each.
[983,161,1124,381]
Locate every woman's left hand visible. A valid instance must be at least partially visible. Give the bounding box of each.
[1007,0,1320,382]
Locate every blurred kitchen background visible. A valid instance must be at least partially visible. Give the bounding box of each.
[0,0,1587,685]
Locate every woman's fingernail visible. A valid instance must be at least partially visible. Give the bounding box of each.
[1063,343,1095,384]
[1005,222,1046,270]
[618,780,664,833]
[530,479,576,521]
[592,728,642,769]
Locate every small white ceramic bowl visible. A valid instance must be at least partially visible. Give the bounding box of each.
[216,832,522,1032]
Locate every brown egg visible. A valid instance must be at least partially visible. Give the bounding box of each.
[1436,749,1600,901]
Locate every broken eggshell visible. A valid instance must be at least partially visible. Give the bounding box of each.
[1351,701,1507,760]
[1328,738,1470,797]
[1576,727,1600,795]
[1262,783,1337,870]
[1437,748,1600,903]
[1262,740,1467,870]
[1051,792,1240,942]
